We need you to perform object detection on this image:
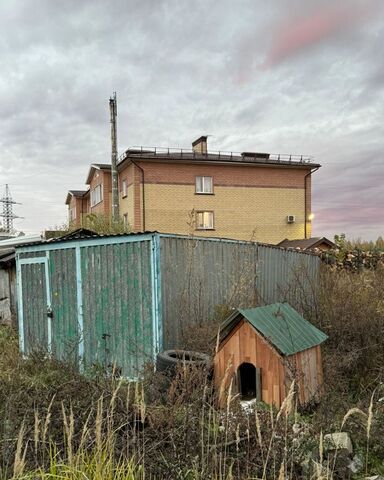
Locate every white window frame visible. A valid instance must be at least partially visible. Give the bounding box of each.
[122,179,127,198]
[196,211,214,230]
[195,176,213,194]
[90,183,103,207]
[68,206,76,222]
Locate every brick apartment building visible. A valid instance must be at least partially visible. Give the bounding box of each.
[66,136,320,244]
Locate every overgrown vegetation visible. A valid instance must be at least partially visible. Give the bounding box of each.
[49,213,131,237]
[334,233,384,251]
[1,264,384,479]
[318,234,384,271]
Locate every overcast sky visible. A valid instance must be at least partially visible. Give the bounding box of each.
[0,0,383,240]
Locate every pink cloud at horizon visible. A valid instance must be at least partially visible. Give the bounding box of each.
[263,0,381,68]
[312,203,383,239]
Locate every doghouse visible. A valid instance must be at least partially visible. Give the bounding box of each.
[214,303,328,407]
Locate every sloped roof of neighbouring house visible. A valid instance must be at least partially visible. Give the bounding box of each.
[85,163,111,184]
[219,302,328,356]
[65,190,89,205]
[278,237,335,250]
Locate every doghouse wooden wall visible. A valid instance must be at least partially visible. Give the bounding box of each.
[292,345,323,405]
[214,320,287,407]
[214,320,324,408]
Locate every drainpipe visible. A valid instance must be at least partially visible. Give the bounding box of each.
[130,159,146,231]
[304,167,319,239]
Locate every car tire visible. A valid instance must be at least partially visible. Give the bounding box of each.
[156,350,211,372]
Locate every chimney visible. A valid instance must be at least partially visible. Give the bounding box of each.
[192,136,208,154]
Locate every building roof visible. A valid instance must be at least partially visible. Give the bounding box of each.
[65,190,89,205]
[85,163,111,184]
[54,228,99,241]
[117,147,321,170]
[69,190,88,196]
[16,230,159,248]
[0,234,42,248]
[219,302,328,356]
[92,163,112,169]
[278,237,335,250]
[0,247,15,265]
[0,234,43,265]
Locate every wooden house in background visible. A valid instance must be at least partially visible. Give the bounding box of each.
[277,237,335,251]
[214,303,328,408]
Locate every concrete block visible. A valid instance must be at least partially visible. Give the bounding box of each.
[324,432,353,454]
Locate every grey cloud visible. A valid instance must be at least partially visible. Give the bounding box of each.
[0,0,382,238]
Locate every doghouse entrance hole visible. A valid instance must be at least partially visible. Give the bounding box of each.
[238,363,259,400]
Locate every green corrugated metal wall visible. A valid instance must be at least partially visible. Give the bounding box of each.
[255,244,319,305]
[159,235,320,349]
[16,235,157,378]
[81,241,154,378]
[159,236,259,349]
[16,233,320,378]
[49,249,79,363]
[21,262,48,353]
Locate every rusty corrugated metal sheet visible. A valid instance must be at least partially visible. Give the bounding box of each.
[0,268,11,324]
[0,268,9,302]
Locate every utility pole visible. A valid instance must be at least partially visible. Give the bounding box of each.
[0,184,21,234]
[109,92,119,221]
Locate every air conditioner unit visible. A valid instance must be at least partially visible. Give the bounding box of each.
[287,215,295,224]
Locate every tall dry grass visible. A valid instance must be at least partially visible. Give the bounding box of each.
[2,265,384,479]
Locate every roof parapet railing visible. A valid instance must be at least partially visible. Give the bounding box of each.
[117,146,315,164]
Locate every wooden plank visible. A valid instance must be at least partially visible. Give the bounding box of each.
[279,362,286,406]
[214,318,288,408]
[294,352,304,405]
[273,383,280,407]
[316,346,323,387]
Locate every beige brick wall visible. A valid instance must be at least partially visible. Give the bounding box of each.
[144,184,306,243]
[113,159,314,241]
[120,184,135,229]
[119,163,137,230]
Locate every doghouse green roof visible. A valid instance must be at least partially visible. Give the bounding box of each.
[220,302,328,356]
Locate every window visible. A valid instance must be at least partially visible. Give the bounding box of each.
[196,211,214,230]
[196,176,213,194]
[68,207,76,222]
[122,179,127,198]
[90,184,103,207]
[123,213,128,227]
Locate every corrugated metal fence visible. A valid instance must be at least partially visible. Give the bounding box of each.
[0,268,12,324]
[159,236,319,348]
[16,233,320,377]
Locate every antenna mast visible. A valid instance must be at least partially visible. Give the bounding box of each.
[0,184,21,234]
[109,92,119,221]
